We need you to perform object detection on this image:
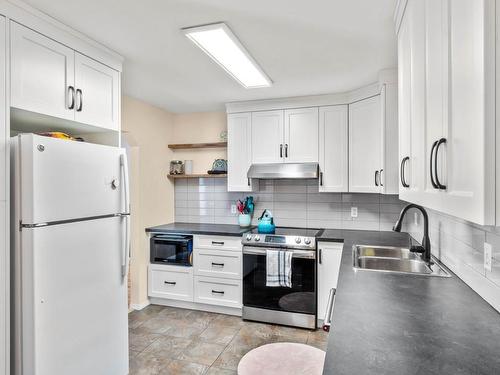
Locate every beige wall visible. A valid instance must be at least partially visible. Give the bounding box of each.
[122,95,175,307]
[172,112,227,174]
[122,97,228,308]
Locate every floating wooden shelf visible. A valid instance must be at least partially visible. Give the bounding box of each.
[168,142,227,150]
[167,173,227,180]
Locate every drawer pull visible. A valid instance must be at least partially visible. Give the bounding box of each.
[164,281,177,285]
[211,262,225,267]
[211,290,225,295]
[212,241,225,246]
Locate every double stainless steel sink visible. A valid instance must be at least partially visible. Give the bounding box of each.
[353,245,451,277]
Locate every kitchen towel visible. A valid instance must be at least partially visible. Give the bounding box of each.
[266,249,292,288]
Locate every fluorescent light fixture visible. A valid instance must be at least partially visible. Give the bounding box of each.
[182,22,272,88]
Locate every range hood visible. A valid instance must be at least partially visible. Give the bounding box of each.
[247,163,319,179]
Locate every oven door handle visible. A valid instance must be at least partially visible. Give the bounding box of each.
[242,247,316,259]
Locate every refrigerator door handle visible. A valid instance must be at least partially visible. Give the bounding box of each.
[120,153,131,278]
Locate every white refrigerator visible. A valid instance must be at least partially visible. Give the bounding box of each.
[11,134,130,375]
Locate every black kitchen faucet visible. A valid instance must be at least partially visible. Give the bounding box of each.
[392,203,432,264]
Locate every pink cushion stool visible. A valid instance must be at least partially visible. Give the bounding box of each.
[237,342,326,375]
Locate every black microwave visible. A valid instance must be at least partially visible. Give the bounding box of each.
[150,234,193,266]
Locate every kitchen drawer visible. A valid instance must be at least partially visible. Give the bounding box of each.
[194,276,242,308]
[194,235,242,252]
[194,248,241,279]
[148,265,193,302]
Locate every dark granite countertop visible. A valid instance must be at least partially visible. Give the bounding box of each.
[145,222,254,237]
[319,229,500,375]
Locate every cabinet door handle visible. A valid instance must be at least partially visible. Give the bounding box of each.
[211,262,224,267]
[247,178,250,186]
[399,156,410,187]
[435,138,447,190]
[164,281,176,285]
[400,158,404,187]
[375,170,379,186]
[211,290,225,295]
[280,144,283,158]
[430,140,439,189]
[319,172,323,186]
[319,248,322,264]
[379,169,384,187]
[285,144,288,158]
[401,156,410,187]
[67,86,75,110]
[76,89,83,112]
[212,241,224,246]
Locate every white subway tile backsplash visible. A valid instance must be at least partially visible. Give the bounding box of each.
[342,193,380,203]
[403,203,500,312]
[174,178,406,231]
[307,193,342,203]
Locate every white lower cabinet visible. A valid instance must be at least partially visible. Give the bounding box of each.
[317,242,343,322]
[194,276,242,308]
[149,264,194,302]
[149,235,242,311]
[194,235,242,252]
[194,248,241,279]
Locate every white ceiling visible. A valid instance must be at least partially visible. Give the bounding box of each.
[23,0,398,113]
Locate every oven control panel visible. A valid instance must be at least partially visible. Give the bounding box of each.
[242,233,316,250]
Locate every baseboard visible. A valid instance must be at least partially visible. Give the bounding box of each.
[130,301,150,311]
[149,297,242,316]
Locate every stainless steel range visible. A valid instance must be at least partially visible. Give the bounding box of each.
[241,227,322,329]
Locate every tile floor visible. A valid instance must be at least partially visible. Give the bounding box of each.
[129,305,329,375]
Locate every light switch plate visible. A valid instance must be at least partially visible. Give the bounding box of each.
[484,242,492,272]
[231,204,237,214]
[351,207,358,218]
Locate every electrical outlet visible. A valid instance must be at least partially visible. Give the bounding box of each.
[231,204,237,214]
[351,207,358,218]
[484,243,492,272]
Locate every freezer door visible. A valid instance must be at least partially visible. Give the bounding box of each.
[15,134,128,224]
[18,216,128,375]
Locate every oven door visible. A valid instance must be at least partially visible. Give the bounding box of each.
[242,247,316,315]
[150,235,192,265]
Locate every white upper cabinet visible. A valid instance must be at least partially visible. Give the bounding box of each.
[318,105,348,192]
[284,107,319,163]
[349,95,382,193]
[251,110,284,164]
[10,22,120,132]
[74,53,120,131]
[227,112,257,192]
[11,22,75,121]
[0,16,6,203]
[396,0,496,225]
[397,0,426,203]
[397,9,412,196]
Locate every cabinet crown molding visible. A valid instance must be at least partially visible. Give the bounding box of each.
[226,82,382,114]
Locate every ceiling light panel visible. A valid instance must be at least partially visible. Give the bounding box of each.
[183,23,272,88]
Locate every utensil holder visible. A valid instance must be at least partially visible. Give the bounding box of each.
[238,214,252,228]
